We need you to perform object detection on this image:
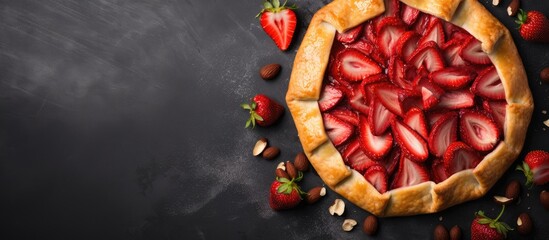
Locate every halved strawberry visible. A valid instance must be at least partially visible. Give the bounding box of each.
[430,67,477,90]
[442,39,467,67]
[323,113,354,146]
[395,31,420,61]
[376,17,407,58]
[471,66,505,100]
[443,141,482,175]
[348,85,371,115]
[374,83,404,116]
[407,41,445,72]
[342,138,378,174]
[436,89,475,110]
[330,107,360,126]
[369,96,395,135]
[337,49,383,81]
[418,19,445,47]
[431,158,449,183]
[359,116,393,160]
[459,109,500,152]
[428,111,458,157]
[391,155,430,189]
[392,119,429,162]
[415,76,445,110]
[319,85,343,112]
[400,3,420,26]
[364,165,389,193]
[346,40,387,67]
[258,0,297,51]
[388,56,414,90]
[483,100,506,129]
[459,36,491,65]
[337,24,363,44]
[403,108,429,139]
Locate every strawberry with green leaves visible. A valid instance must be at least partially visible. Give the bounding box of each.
[516,150,549,188]
[257,0,297,51]
[516,9,549,43]
[471,206,513,240]
[269,172,305,210]
[241,94,284,128]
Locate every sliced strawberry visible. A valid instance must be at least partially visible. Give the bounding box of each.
[359,116,393,160]
[418,19,445,47]
[483,100,506,129]
[330,107,360,126]
[323,113,354,146]
[376,17,407,58]
[369,96,395,135]
[407,41,445,72]
[364,21,378,44]
[403,108,429,139]
[442,39,467,67]
[459,109,500,152]
[428,111,459,157]
[399,90,424,113]
[362,73,389,85]
[391,155,430,189]
[382,0,401,17]
[413,13,433,35]
[392,119,429,162]
[426,110,447,128]
[319,85,343,112]
[337,49,383,81]
[395,31,420,61]
[430,67,477,90]
[471,66,505,100]
[342,138,378,174]
[349,85,371,115]
[346,39,387,67]
[383,144,401,175]
[364,165,389,193]
[436,89,475,110]
[431,158,449,183]
[388,56,414,90]
[443,21,468,41]
[337,24,363,44]
[374,83,404,116]
[415,76,445,110]
[459,36,491,65]
[259,5,297,51]
[400,3,420,26]
[443,141,482,175]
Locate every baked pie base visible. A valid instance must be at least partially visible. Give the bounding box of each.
[286,0,533,216]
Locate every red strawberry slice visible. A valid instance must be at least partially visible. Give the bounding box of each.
[430,67,477,90]
[443,141,482,175]
[376,17,407,58]
[391,155,430,189]
[407,41,445,73]
[330,107,360,126]
[459,109,500,151]
[374,83,404,116]
[347,39,387,67]
[459,36,491,65]
[392,119,429,162]
[364,165,389,193]
[319,85,343,112]
[399,90,423,113]
[388,56,414,90]
[362,73,389,85]
[418,19,445,47]
[442,39,467,67]
[482,100,506,129]
[382,0,401,17]
[436,89,475,110]
[258,3,297,51]
[395,31,420,61]
[364,21,378,44]
[323,113,354,146]
[383,144,401,175]
[401,3,420,26]
[415,76,445,110]
[431,158,449,183]
[428,111,458,157]
[369,96,396,135]
[413,13,434,35]
[403,108,429,140]
[359,116,393,160]
[426,110,447,128]
[349,84,371,115]
[342,138,378,174]
[443,21,468,41]
[337,49,383,81]
[337,24,363,43]
[471,66,505,100]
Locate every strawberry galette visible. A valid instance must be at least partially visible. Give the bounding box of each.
[286,0,533,216]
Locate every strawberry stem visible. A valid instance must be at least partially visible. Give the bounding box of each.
[516,161,534,189]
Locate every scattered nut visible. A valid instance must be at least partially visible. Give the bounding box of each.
[362,215,378,236]
[544,119,549,128]
[507,0,520,16]
[342,219,358,232]
[493,195,514,205]
[293,152,310,171]
[262,146,280,160]
[516,212,533,235]
[505,180,521,203]
[329,198,345,216]
[276,162,286,171]
[275,168,290,179]
[259,63,281,80]
[540,190,549,210]
[285,161,298,179]
[253,137,268,156]
[541,67,549,83]
[305,186,326,204]
[492,0,500,6]
[434,224,450,240]
[449,225,462,240]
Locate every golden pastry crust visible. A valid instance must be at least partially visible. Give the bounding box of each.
[286,0,533,216]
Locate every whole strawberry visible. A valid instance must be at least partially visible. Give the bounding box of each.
[516,9,549,43]
[471,206,513,240]
[269,174,305,210]
[241,94,284,128]
[516,150,549,188]
[257,0,297,51]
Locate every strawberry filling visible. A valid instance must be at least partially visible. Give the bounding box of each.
[320,1,505,192]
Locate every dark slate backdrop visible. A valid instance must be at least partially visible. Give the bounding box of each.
[1,0,548,239]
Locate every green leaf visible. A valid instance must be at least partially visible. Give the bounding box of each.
[252,112,264,121]
[478,219,492,225]
[263,1,273,9]
[245,118,251,128]
[277,184,289,193]
[273,0,280,8]
[241,103,251,110]
[278,177,290,183]
[251,101,257,110]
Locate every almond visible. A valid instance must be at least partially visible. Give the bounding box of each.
[262,146,280,160]
[285,161,298,179]
[516,212,533,235]
[253,137,268,156]
[434,224,449,240]
[505,180,521,203]
[259,63,281,80]
[275,168,290,179]
[449,225,461,240]
[540,190,549,210]
[541,67,549,83]
[305,186,326,204]
[493,195,514,205]
[293,152,310,171]
[492,0,500,6]
[362,215,378,236]
[507,0,520,16]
